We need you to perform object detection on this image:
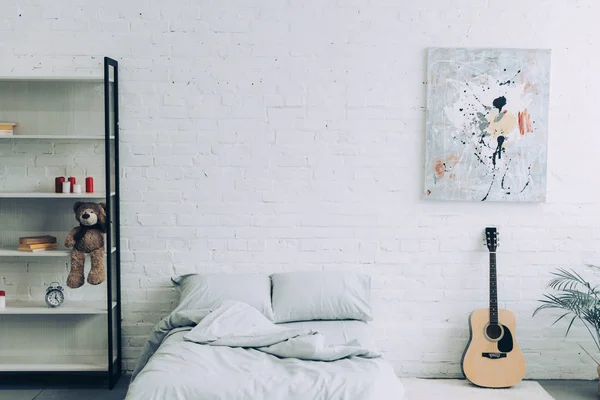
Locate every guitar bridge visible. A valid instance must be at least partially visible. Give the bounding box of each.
[482,352,507,359]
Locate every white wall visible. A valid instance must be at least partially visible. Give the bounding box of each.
[2,0,600,379]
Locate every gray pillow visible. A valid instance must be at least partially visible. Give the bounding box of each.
[271,271,372,323]
[171,273,274,320]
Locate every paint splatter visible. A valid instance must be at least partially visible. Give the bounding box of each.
[487,107,517,139]
[518,109,533,135]
[492,136,505,167]
[434,155,460,180]
[434,160,446,178]
[492,96,507,111]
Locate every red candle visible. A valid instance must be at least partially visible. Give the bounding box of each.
[68,177,76,193]
[85,177,94,193]
[55,177,65,193]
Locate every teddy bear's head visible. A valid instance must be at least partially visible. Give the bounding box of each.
[73,202,106,228]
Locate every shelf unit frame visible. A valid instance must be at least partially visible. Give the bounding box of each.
[0,57,122,389]
[104,56,122,389]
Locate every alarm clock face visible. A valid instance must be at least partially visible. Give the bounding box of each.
[46,289,64,308]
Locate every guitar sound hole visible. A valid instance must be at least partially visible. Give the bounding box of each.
[486,324,502,340]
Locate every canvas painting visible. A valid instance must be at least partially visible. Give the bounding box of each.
[424,47,551,202]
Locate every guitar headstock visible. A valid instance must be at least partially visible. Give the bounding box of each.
[484,227,499,252]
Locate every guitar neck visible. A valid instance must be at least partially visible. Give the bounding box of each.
[489,251,498,325]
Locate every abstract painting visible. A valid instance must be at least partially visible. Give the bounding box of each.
[424,47,551,202]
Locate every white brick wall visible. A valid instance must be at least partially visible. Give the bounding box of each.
[2,0,600,379]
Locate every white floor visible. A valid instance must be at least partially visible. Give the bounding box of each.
[400,378,555,400]
[0,378,596,399]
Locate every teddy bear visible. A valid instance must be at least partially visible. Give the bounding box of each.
[64,201,107,289]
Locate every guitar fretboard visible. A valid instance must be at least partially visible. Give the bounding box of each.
[489,252,498,325]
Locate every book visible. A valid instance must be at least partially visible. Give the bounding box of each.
[19,235,57,244]
[19,235,57,245]
[20,242,58,249]
[17,243,59,252]
[0,122,17,135]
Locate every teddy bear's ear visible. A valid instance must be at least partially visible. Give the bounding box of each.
[97,202,107,227]
[73,201,84,213]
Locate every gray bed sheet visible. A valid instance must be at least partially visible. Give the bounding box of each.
[126,301,404,400]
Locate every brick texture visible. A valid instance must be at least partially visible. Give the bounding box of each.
[1,0,599,379]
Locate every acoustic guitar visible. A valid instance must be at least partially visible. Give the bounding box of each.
[461,227,526,388]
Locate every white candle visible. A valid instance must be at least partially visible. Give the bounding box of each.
[73,184,82,194]
[62,181,71,193]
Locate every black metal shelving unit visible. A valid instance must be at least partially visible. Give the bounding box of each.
[0,57,121,389]
[104,56,122,390]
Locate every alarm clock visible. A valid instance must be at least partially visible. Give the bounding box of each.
[45,282,65,308]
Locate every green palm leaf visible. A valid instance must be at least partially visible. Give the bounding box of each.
[547,268,592,291]
[550,312,572,327]
[565,315,578,337]
[534,267,600,360]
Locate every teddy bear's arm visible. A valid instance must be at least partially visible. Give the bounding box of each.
[64,227,80,248]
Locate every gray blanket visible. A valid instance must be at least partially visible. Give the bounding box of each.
[183,301,381,361]
[128,301,404,400]
[133,301,380,380]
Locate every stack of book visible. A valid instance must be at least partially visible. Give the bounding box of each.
[17,235,58,252]
[0,122,17,136]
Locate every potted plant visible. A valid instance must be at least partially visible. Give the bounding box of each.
[533,266,600,390]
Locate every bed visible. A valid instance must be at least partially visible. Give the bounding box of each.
[125,271,405,400]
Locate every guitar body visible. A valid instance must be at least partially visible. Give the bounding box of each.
[462,308,526,388]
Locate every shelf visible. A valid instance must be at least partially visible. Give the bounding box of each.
[0,59,120,381]
[0,300,117,315]
[0,355,108,372]
[0,76,103,82]
[0,135,114,140]
[0,247,116,257]
[0,192,115,198]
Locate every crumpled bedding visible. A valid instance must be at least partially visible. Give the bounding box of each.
[126,301,404,400]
